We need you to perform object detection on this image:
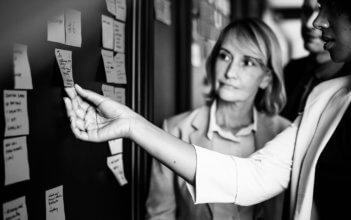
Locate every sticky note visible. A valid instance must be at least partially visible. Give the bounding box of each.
[115,0,127,21]
[46,185,66,220]
[47,12,65,44]
[108,139,123,155]
[13,44,33,90]
[107,154,128,186]
[4,90,29,137]
[3,196,28,220]
[154,0,172,25]
[55,49,74,87]
[105,0,116,16]
[4,136,30,185]
[102,15,114,50]
[101,84,125,104]
[113,20,125,53]
[114,53,127,84]
[65,9,82,47]
[101,49,119,83]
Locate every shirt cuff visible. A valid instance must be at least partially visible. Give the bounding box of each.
[186,145,238,204]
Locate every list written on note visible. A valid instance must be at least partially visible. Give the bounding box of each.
[4,90,29,137]
[46,186,66,220]
[3,196,28,220]
[4,136,30,185]
[113,20,125,53]
[55,49,74,87]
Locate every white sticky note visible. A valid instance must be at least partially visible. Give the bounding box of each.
[47,12,65,44]
[65,9,82,47]
[101,49,119,83]
[114,87,125,105]
[114,53,127,84]
[4,136,30,186]
[46,185,66,220]
[105,0,116,15]
[113,20,125,53]
[4,90,29,137]
[101,84,125,104]
[101,84,115,99]
[3,196,28,220]
[154,0,172,25]
[115,0,127,21]
[101,15,114,50]
[108,139,123,155]
[55,49,74,87]
[107,154,128,186]
[13,44,33,90]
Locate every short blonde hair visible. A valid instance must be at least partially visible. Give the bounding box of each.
[205,18,286,115]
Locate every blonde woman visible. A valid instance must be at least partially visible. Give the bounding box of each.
[145,18,290,220]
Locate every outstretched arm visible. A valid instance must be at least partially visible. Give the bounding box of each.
[64,84,196,184]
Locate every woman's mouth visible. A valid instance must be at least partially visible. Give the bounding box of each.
[321,36,335,50]
[220,82,236,89]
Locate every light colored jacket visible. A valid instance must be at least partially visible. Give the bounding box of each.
[187,75,351,220]
[146,105,290,220]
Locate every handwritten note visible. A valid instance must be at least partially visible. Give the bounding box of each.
[4,136,30,185]
[107,154,128,186]
[101,49,119,83]
[13,44,33,90]
[46,185,66,220]
[101,84,125,104]
[108,139,123,155]
[113,20,125,53]
[105,0,116,15]
[4,90,29,137]
[55,49,74,87]
[3,196,28,220]
[65,9,81,47]
[114,53,127,84]
[115,0,127,21]
[47,12,65,44]
[101,15,114,50]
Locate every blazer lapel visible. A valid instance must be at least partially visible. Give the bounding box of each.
[293,89,351,220]
[189,107,212,150]
[290,75,351,219]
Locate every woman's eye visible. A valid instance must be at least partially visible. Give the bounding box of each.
[243,59,255,66]
[218,51,231,62]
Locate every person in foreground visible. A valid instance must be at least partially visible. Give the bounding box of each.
[281,0,344,120]
[145,19,290,220]
[64,0,351,219]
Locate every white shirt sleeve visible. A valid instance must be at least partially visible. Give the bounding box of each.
[187,122,298,206]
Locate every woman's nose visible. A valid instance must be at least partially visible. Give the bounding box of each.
[225,62,239,78]
[313,8,329,30]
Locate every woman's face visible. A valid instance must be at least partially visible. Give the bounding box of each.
[313,0,351,62]
[214,36,271,104]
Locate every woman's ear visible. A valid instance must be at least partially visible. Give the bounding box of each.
[259,71,272,89]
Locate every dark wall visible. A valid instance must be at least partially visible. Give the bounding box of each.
[1,0,134,219]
